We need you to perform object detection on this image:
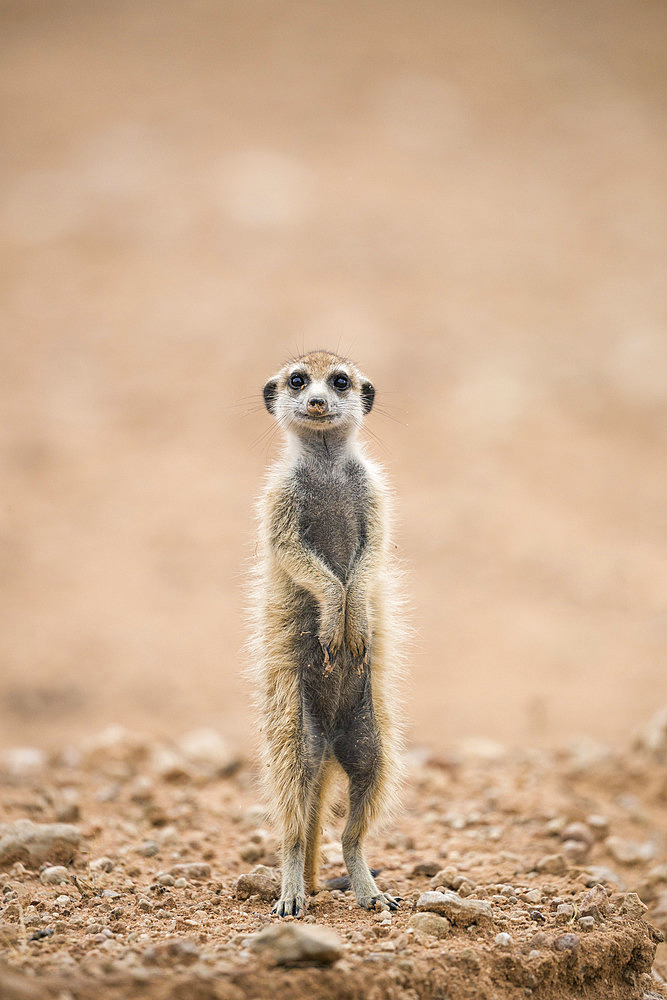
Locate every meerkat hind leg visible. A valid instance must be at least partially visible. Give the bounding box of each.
[334,715,401,912]
[303,756,333,895]
[273,735,328,917]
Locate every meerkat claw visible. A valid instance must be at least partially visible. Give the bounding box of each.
[272,895,306,918]
[360,893,402,911]
[348,647,367,675]
[320,643,335,673]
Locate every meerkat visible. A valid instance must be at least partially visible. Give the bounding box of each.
[248,350,405,917]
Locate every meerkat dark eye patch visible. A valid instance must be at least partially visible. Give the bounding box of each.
[361,381,375,413]
[263,379,278,413]
[332,373,350,391]
[288,372,307,390]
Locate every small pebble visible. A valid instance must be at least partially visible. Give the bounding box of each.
[579,916,595,931]
[240,842,263,863]
[40,866,70,886]
[90,856,114,873]
[137,840,160,857]
[561,822,594,847]
[250,924,342,965]
[554,933,580,951]
[605,837,655,866]
[416,891,492,927]
[545,817,566,836]
[29,927,54,942]
[585,866,626,890]
[580,884,610,920]
[494,932,513,946]
[619,892,649,920]
[0,820,81,867]
[562,839,589,864]
[408,912,451,939]
[170,862,211,880]
[235,870,280,901]
[523,890,542,905]
[412,861,441,877]
[586,815,609,838]
[537,854,567,875]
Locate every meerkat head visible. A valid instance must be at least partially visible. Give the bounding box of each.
[263,351,374,438]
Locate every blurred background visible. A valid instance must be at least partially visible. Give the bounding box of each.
[1,0,665,754]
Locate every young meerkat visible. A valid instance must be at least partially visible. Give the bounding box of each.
[248,350,405,917]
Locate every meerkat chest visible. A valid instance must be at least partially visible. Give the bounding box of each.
[294,462,368,579]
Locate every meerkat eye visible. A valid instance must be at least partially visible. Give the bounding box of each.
[332,373,350,391]
[288,372,307,390]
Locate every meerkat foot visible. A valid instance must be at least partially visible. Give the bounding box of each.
[272,892,307,918]
[358,892,402,912]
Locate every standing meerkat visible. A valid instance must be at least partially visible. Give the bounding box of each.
[248,350,405,917]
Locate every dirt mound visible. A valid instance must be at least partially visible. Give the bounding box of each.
[1,720,666,999]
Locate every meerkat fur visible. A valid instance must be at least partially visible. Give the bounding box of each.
[247,350,405,917]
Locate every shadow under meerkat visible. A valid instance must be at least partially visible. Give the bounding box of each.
[248,351,405,917]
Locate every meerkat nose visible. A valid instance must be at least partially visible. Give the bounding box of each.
[306,396,329,415]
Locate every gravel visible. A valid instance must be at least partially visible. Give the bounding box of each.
[554,933,580,952]
[536,854,567,875]
[169,862,211,880]
[580,885,611,920]
[494,932,513,946]
[249,923,343,965]
[408,912,451,938]
[235,870,280,901]
[0,724,663,1000]
[416,891,493,927]
[0,820,81,867]
[606,837,655,866]
[620,892,649,919]
[39,866,70,885]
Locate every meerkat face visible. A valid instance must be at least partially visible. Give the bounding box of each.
[263,351,374,436]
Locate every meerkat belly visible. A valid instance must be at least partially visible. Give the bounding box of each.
[296,467,367,579]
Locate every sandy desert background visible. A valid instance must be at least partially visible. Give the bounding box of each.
[1,0,666,754]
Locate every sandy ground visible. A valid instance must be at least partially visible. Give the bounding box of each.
[0,0,666,755]
[0,716,666,999]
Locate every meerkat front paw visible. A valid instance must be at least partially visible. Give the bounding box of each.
[272,893,307,918]
[318,609,345,667]
[344,622,368,662]
[358,892,402,912]
[344,603,370,666]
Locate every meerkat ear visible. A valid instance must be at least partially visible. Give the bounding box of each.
[263,379,278,414]
[361,381,375,414]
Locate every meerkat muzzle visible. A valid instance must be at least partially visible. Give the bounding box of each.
[306,396,329,415]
